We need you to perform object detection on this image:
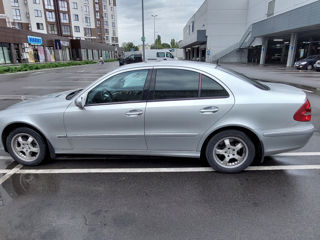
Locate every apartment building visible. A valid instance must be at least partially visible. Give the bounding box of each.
[181,0,320,67]
[0,0,119,64]
[0,0,118,45]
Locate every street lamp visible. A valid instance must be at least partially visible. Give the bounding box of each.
[151,14,158,44]
[141,0,146,62]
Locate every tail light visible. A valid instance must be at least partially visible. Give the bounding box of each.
[294,99,311,122]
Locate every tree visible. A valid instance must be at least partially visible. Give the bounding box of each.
[151,35,163,49]
[170,39,179,48]
[121,42,139,52]
[161,43,171,48]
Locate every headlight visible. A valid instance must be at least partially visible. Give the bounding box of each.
[300,62,307,65]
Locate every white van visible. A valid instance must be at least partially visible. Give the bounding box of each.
[145,49,177,61]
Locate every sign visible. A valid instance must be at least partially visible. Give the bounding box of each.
[61,41,69,47]
[141,36,146,42]
[207,50,210,56]
[27,36,42,45]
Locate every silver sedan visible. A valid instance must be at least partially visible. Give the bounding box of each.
[0,61,314,173]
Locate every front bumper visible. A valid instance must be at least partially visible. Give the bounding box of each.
[262,125,314,156]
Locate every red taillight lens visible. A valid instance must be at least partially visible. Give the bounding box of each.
[294,99,311,122]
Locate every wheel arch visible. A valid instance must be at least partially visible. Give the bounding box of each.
[200,125,264,164]
[1,122,55,159]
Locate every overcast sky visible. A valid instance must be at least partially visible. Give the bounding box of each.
[117,0,204,46]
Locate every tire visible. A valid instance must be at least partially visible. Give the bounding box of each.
[205,130,255,173]
[6,127,47,166]
[307,65,313,70]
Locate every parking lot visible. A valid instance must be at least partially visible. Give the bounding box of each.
[1,62,320,240]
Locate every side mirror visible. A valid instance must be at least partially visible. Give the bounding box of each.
[75,96,86,109]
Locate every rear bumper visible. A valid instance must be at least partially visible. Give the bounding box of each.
[262,125,314,156]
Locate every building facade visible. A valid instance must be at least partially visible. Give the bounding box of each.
[0,0,118,45]
[181,0,320,66]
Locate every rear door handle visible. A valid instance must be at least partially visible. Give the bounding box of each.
[125,109,144,117]
[200,106,219,114]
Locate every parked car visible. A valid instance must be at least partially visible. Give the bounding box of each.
[119,54,143,66]
[0,61,314,173]
[313,60,320,71]
[145,49,177,61]
[294,55,320,70]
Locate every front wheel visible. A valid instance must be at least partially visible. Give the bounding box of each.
[6,127,47,166]
[307,65,313,70]
[205,130,255,173]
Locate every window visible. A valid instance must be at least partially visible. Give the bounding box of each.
[12,9,21,20]
[62,25,70,35]
[96,12,100,19]
[84,5,89,13]
[103,5,106,10]
[104,20,108,27]
[105,36,109,41]
[33,0,40,4]
[60,13,69,23]
[72,2,77,9]
[46,11,55,21]
[201,75,228,97]
[267,0,275,17]
[14,22,23,29]
[84,0,88,3]
[45,0,54,9]
[11,0,19,7]
[156,52,165,58]
[112,22,115,28]
[73,14,79,21]
[84,28,92,37]
[154,69,199,100]
[112,30,115,36]
[48,24,57,34]
[97,20,100,26]
[166,52,174,58]
[85,16,91,26]
[111,7,113,11]
[36,23,44,30]
[191,21,194,32]
[95,3,99,10]
[97,27,101,34]
[111,14,114,20]
[74,26,80,32]
[34,9,42,17]
[59,0,67,11]
[103,12,107,18]
[87,70,149,105]
[105,28,109,35]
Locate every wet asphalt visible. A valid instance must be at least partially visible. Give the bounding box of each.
[0,63,320,240]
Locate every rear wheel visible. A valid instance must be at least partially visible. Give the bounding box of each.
[6,127,47,166]
[205,130,255,173]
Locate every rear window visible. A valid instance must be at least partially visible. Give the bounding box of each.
[156,52,165,58]
[217,67,270,90]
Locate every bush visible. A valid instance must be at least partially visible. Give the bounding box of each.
[0,60,100,74]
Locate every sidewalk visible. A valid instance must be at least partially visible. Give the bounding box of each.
[220,63,320,91]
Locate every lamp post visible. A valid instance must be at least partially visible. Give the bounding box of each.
[141,0,146,61]
[151,14,158,45]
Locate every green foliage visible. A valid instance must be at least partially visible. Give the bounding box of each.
[161,43,171,48]
[170,39,179,48]
[122,42,139,52]
[0,60,110,74]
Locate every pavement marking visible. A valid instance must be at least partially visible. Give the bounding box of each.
[0,156,11,160]
[0,95,39,100]
[1,165,320,174]
[0,164,22,185]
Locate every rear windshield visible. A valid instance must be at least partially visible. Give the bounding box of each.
[217,67,270,90]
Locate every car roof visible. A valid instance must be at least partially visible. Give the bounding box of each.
[118,61,218,72]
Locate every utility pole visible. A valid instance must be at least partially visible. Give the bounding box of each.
[141,0,146,62]
[151,14,158,45]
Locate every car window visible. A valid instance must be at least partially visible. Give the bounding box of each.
[157,52,165,58]
[166,52,173,58]
[86,70,149,105]
[201,75,229,97]
[154,69,199,100]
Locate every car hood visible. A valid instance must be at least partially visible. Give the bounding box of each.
[3,89,79,113]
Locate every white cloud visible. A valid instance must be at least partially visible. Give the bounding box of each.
[117,0,204,45]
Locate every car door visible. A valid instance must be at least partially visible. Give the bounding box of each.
[145,68,234,151]
[64,69,151,153]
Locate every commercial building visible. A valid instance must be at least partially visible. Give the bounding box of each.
[181,0,320,66]
[0,0,119,64]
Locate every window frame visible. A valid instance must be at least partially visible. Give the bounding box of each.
[148,67,230,102]
[84,68,153,107]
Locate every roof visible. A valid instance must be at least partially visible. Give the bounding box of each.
[118,60,217,72]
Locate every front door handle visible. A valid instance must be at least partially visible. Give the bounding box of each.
[125,109,143,117]
[200,106,219,114]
